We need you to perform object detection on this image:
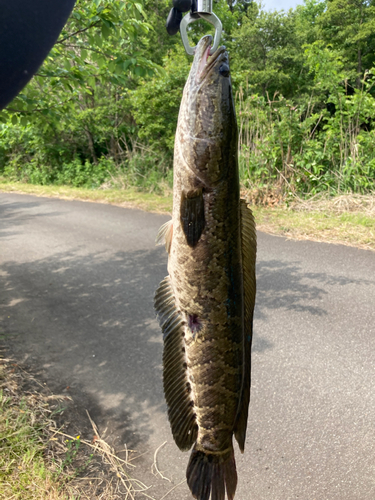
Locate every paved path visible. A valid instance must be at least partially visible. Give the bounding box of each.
[1,192,374,500]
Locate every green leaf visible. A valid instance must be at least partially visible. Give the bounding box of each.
[134,3,145,17]
[95,35,103,48]
[97,57,106,69]
[121,60,133,71]
[11,115,18,125]
[88,77,96,88]
[134,66,146,77]
[101,23,111,39]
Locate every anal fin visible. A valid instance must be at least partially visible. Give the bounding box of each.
[234,200,257,452]
[154,276,198,450]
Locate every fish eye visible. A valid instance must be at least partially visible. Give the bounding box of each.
[219,63,230,77]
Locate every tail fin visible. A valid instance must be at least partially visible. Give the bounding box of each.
[186,445,237,500]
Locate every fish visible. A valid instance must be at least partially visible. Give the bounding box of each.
[154,34,256,500]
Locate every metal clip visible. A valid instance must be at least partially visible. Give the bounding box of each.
[180,1,222,56]
[195,0,213,13]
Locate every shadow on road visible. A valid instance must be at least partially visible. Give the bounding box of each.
[250,255,373,353]
[0,245,168,449]
[0,199,63,239]
[1,231,372,449]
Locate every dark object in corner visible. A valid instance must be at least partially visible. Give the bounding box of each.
[0,0,76,110]
[166,7,183,35]
[173,0,192,12]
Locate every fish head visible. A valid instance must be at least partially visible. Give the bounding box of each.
[177,35,238,187]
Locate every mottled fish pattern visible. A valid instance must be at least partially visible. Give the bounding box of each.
[154,35,256,500]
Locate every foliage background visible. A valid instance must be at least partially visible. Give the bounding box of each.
[1,0,375,197]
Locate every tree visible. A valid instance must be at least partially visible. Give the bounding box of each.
[0,0,159,126]
[224,0,253,14]
[0,0,165,167]
[319,0,375,87]
[295,0,327,46]
[231,7,303,98]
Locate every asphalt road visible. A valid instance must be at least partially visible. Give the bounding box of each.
[1,192,374,500]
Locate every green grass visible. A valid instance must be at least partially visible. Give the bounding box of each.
[0,388,72,500]
[338,212,374,227]
[1,179,374,251]
[0,179,173,214]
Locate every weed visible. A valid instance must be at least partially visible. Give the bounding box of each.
[54,436,82,477]
[106,140,173,195]
[236,85,375,197]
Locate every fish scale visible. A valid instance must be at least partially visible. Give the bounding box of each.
[154,34,257,500]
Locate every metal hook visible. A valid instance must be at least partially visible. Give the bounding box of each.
[180,1,222,56]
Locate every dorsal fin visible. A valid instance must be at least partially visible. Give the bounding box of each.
[234,199,257,452]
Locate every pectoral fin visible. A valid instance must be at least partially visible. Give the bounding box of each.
[234,200,257,452]
[180,189,205,247]
[156,219,173,253]
[154,277,198,451]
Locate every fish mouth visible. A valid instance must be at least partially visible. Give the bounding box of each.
[195,36,227,83]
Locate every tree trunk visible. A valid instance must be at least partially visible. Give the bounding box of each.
[356,44,362,89]
[85,127,97,164]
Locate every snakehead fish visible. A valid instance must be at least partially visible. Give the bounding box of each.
[154,35,256,500]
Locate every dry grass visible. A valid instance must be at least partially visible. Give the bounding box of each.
[288,193,375,217]
[249,191,375,251]
[0,356,153,500]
